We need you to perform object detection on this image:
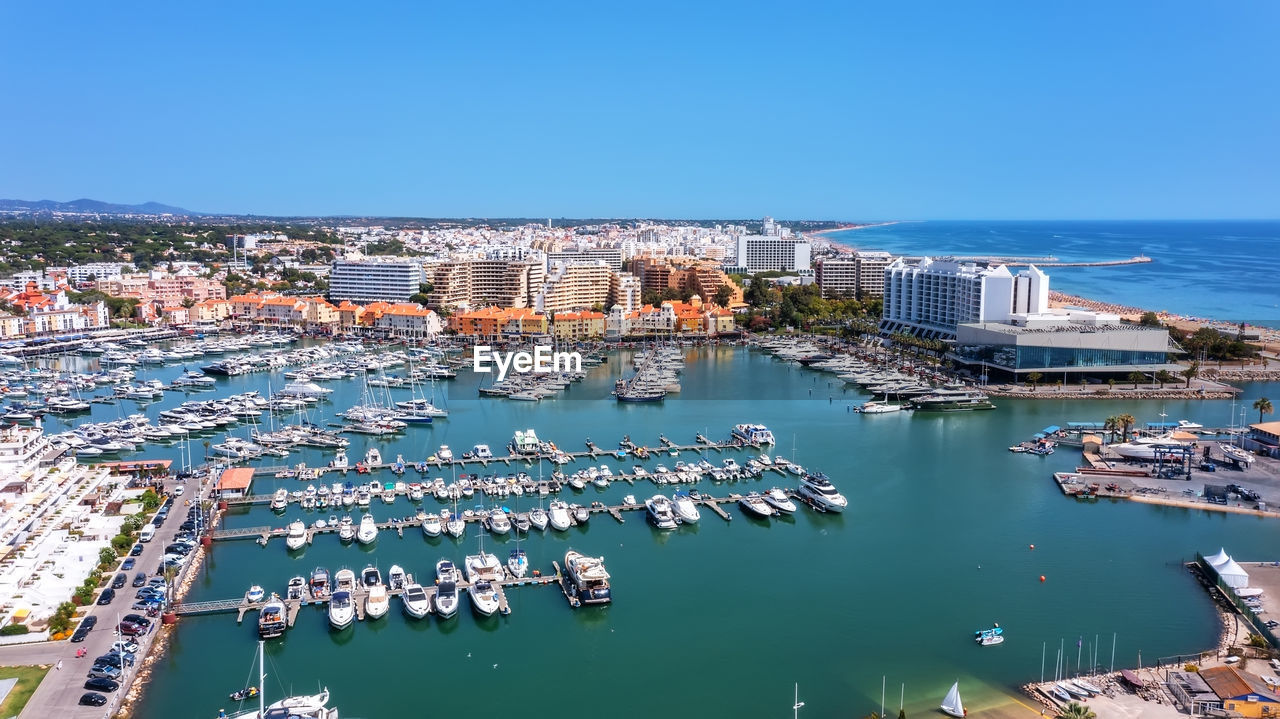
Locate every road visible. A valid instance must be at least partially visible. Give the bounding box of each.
[0,472,213,718]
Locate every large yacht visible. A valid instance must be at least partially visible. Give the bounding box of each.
[797,472,848,512]
[908,387,995,411]
[731,423,776,445]
[433,580,459,618]
[645,494,678,530]
[1110,433,1192,460]
[285,520,307,551]
[671,491,700,523]
[464,547,503,584]
[548,500,572,531]
[565,550,612,605]
[356,514,378,544]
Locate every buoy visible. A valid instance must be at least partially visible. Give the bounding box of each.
[1029,544,1035,550]
[1040,575,1046,582]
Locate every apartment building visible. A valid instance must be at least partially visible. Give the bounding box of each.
[97,272,225,303]
[360,302,443,337]
[328,256,425,302]
[448,307,548,337]
[536,262,612,314]
[550,310,606,340]
[424,258,544,310]
[880,258,1048,340]
[609,271,642,313]
[546,248,624,272]
[731,235,811,273]
[815,258,857,298]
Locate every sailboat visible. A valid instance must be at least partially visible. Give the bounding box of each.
[223,640,338,719]
[940,681,964,718]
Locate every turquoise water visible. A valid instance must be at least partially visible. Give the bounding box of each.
[46,347,1279,718]
[828,221,1280,325]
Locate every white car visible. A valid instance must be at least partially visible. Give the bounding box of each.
[172,485,184,495]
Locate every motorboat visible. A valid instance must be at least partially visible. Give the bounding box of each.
[731,423,776,445]
[940,682,964,719]
[1220,443,1256,466]
[309,567,331,600]
[387,565,407,591]
[564,549,611,604]
[286,576,306,602]
[671,491,700,523]
[434,580,459,617]
[435,558,460,584]
[1109,433,1192,461]
[571,504,590,525]
[437,445,454,462]
[421,512,442,537]
[257,594,287,639]
[763,487,797,513]
[328,590,354,630]
[270,488,289,511]
[797,472,848,512]
[977,630,1004,646]
[548,500,572,531]
[338,517,355,543]
[331,448,349,470]
[507,548,528,578]
[365,584,389,619]
[285,520,307,551]
[909,389,995,411]
[645,495,678,530]
[738,492,775,517]
[402,583,431,619]
[245,585,266,603]
[365,447,382,465]
[469,580,500,616]
[488,508,511,535]
[356,514,378,544]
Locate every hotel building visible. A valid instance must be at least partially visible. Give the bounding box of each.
[328,256,425,303]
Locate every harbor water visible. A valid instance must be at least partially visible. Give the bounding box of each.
[47,346,1280,718]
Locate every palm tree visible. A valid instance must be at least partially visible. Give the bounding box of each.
[1026,371,1043,390]
[1154,370,1176,389]
[1254,397,1274,424]
[1057,702,1097,719]
[1117,413,1136,441]
[1104,416,1120,443]
[1127,371,1146,389]
[1182,360,1200,389]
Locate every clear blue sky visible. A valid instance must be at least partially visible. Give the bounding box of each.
[1,1,1277,219]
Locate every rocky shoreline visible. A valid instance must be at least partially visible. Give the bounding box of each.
[986,388,1238,400]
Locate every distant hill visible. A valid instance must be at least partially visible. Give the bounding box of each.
[0,198,197,215]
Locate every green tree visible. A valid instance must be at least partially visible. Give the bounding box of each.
[98,547,118,566]
[1104,415,1120,442]
[1138,311,1162,327]
[714,285,733,308]
[1057,702,1096,719]
[1116,413,1136,441]
[140,488,161,510]
[1182,360,1200,388]
[1154,370,1176,389]
[1254,397,1274,424]
[1025,371,1043,390]
[1127,371,1146,389]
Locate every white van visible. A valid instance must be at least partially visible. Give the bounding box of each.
[139,525,155,542]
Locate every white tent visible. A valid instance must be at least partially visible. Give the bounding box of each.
[1215,557,1250,589]
[1205,548,1231,568]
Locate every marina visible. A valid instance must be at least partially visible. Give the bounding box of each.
[1,336,1275,719]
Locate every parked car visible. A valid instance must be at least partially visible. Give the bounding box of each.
[121,558,135,570]
[111,640,139,654]
[79,692,108,706]
[111,573,127,589]
[129,543,144,556]
[94,653,124,669]
[132,572,147,587]
[84,677,119,693]
[70,628,90,643]
[86,665,121,680]
[118,621,145,636]
[96,588,115,606]
[172,485,184,495]
[79,615,97,630]
[122,613,151,627]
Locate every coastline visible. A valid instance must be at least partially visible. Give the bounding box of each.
[806,220,902,241]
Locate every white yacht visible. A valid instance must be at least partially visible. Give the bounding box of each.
[797,472,848,512]
[565,549,612,605]
[356,514,378,544]
[645,495,678,529]
[469,580,500,616]
[464,548,503,584]
[387,565,407,591]
[270,488,289,511]
[328,590,354,630]
[331,448,349,470]
[421,512,442,537]
[433,580,459,617]
[548,500,572,531]
[364,447,382,466]
[763,487,797,514]
[671,491,700,523]
[488,508,511,535]
[402,583,431,619]
[338,516,355,543]
[731,423,776,445]
[365,584,389,619]
[437,445,454,462]
[858,400,903,414]
[1110,433,1192,460]
[435,558,460,584]
[528,505,549,531]
[739,491,775,517]
[285,520,307,551]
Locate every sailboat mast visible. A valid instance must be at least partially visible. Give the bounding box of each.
[258,639,266,717]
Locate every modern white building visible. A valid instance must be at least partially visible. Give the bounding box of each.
[879,258,1048,340]
[328,256,425,303]
[64,263,130,284]
[546,248,624,272]
[731,235,811,274]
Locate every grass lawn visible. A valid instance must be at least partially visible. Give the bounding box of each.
[0,665,50,717]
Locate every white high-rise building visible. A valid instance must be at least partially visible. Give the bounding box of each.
[732,235,811,274]
[328,256,425,303]
[879,258,1048,340]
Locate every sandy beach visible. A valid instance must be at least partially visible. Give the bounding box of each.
[1049,291,1280,355]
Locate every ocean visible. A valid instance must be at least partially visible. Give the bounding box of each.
[825,221,1280,326]
[84,348,1280,719]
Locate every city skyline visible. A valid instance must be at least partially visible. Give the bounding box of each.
[2,2,1278,220]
